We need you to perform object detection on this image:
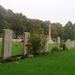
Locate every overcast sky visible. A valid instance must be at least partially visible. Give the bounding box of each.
[0,0,75,25]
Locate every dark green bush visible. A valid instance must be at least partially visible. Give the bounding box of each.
[51,46,60,53]
[29,34,46,55]
[30,34,41,55]
[60,42,67,50]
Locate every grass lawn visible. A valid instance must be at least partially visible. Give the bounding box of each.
[0,49,75,75]
[48,43,57,50]
[0,43,75,75]
[0,42,56,57]
[0,42,23,57]
[12,42,23,56]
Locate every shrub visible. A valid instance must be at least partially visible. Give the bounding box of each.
[51,46,60,53]
[29,34,46,55]
[28,54,34,58]
[60,42,67,50]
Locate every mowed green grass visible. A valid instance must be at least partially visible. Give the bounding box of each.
[0,42,23,57]
[0,49,75,75]
[0,42,56,57]
[48,43,57,50]
[0,43,75,75]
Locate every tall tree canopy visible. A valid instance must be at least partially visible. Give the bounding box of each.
[1,5,75,41]
[51,23,63,39]
[63,21,75,40]
[9,13,27,38]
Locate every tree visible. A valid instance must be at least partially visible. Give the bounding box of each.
[0,5,10,33]
[51,23,58,38]
[0,5,7,20]
[26,19,44,35]
[40,21,50,35]
[51,23,63,39]
[55,23,63,38]
[0,20,11,33]
[63,21,74,40]
[9,13,26,38]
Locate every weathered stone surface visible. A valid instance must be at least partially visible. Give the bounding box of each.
[44,38,49,52]
[74,40,75,49]
[22,32,30,56]
[44,24,54,52]
[71,41,74,48]
[48,24,54,44]
[1,29,12,61]
[57,37,60,48]
[66,39,71,50]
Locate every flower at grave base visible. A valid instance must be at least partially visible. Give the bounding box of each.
[21,40,24,43]
[25,44,30,47]
[15,44,18,47]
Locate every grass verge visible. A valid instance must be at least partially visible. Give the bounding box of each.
[0,49,75,75]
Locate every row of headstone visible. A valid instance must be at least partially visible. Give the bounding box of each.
[57,37,75,50]
[1,29,30,62]
[66,39,75,50]
[2,29,75,62]
[44,36,60,52]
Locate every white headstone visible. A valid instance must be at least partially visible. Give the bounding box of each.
[66,39,71,50]
[1,29,12,61]
[44,38,49,52]
[57,37,60,48]
[22,32,30,56]
[74,40,75,49]
[71,41,74,48]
